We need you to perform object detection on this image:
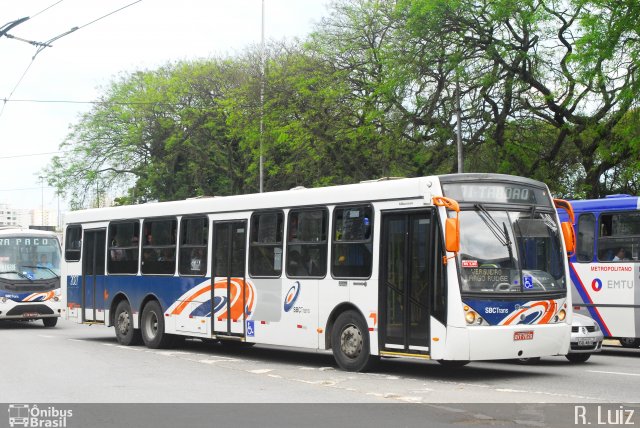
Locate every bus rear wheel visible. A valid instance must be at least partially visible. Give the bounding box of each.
[619,338,640,348]
[42,317,57,328]
[141,300,174,349]
[114,300,142,346]
[331,310,378,372]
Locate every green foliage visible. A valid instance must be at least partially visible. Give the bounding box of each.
[46,0,640,208]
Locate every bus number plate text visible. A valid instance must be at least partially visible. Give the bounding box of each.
[513,331,534,341]
[22,312,39,318]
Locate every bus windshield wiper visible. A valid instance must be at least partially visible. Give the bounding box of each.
[474,204,511,247]
[0,270,33,281]
[475,204,516,271]
[21,265,60,278]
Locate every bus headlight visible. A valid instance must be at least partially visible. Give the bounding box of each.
[557,309,566,322]
[465,310,477,324]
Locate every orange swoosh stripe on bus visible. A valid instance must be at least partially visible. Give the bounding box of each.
[171,284,212,315]
[502,301,550,325]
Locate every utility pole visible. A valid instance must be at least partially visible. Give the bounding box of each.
[456,79,464,174]
[259,0,265,193]
[39,176,44,226]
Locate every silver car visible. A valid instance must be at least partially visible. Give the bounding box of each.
[516,313,603,364]
[566,313,604,363]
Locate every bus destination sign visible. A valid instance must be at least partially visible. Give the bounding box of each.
[442,183,549,206]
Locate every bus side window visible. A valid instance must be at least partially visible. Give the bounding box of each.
[576,214,595,263]
[108,221,140,274]
[179,216,208,276]
[332,205,373,279]
[597,212,640,262]
[141,218,178,275]
[65,225,82,261]
[286,208,328,278]
[249,211,284,277]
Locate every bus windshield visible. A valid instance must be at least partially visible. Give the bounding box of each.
[457,208,566,294]
[0,236,61,281]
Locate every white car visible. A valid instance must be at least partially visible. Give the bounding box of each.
[516,313,603,364]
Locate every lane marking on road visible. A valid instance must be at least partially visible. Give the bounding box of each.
[587,370,640,377]
[37,335,55,338]
[514,420,546,427]
[249,369,273,374]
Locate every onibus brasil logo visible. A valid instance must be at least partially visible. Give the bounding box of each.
[8,404,73,427]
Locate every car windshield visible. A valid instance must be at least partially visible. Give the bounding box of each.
[0,235,61,281]
[457,208,566,294]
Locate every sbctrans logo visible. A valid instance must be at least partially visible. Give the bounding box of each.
[592,278,603,292]
[283,281,301,312]
[7,404,73,427]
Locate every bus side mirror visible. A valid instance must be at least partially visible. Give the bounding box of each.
[445,217,460,253]
[561,221,576,256]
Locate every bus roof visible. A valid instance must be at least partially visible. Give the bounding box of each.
[0,227,59,239]
[568,195,640,213]
[64,173,549,225]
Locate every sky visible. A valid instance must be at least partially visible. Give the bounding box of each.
[0,0,332,216]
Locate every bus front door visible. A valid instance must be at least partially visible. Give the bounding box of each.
[212,221,247,337]
[379,211,433,355]
[82,229,106,323]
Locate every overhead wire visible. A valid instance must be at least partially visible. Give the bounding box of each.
[0,0,143,120]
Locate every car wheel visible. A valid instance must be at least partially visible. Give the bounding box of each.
[114,300,142,346]
[566,353,591,363]
[331,310,379,372]
[619,338,640,348]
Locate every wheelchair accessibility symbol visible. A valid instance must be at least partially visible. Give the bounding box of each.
[246,320,255,337]
[523,275,534,289]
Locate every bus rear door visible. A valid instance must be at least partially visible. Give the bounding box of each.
[212,221,248,337]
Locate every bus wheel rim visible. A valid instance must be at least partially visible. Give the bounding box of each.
[340,323,363,359]
[145,311,158,339]
[117,311,130,335]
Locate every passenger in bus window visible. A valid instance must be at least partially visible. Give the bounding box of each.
[190,248,203,272]
[612,247,627,261]
[110,237,126,261]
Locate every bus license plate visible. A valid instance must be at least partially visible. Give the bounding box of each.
[22,312,39,318]
[514,331,534,341]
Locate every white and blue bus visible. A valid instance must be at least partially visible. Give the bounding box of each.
[0,227,62,327]
[562,195,640,348]
[62,174,574,371]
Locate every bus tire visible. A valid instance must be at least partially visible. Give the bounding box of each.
[566,353,591,363]
[331,310,378,372]
[141,300,173,349]
[114,300,142,346]
[42,317,57,328]
[619,338,640,348]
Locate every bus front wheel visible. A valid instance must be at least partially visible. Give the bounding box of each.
[114,300,142,346]
[42,317,57,328]
[141,300,173,349]
[331,310,378,372]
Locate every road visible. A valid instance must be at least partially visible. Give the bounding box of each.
[3,319,639,404]
[2,319,639,427]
